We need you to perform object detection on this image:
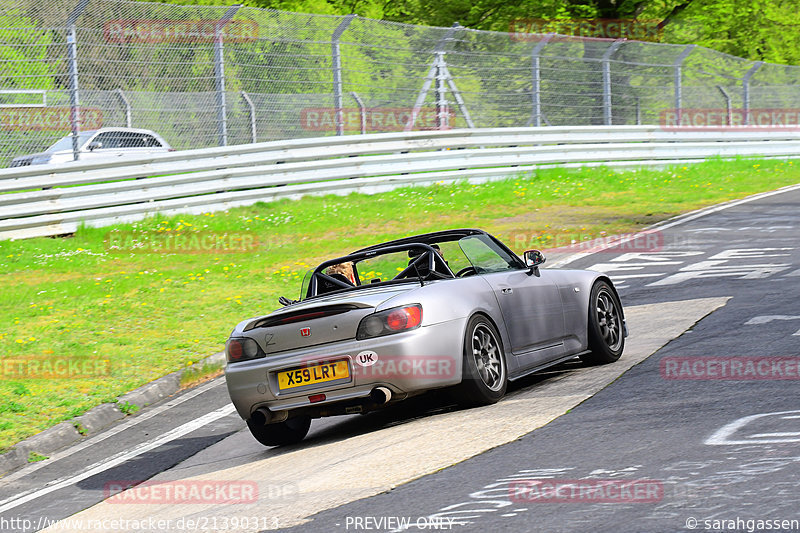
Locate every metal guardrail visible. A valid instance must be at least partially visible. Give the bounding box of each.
[2,125,800,240]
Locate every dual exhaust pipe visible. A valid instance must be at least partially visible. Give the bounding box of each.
[250,386,393,426]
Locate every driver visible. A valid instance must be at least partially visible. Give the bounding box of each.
[407,244,448,277]
[326,262,356,284]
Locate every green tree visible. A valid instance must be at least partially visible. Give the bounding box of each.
[0,11,57,91]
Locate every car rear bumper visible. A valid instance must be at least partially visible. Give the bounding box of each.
[225,317,467,420]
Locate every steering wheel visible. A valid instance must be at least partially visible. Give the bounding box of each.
[455,266,477,278]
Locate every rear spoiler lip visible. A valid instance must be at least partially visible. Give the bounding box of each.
[243,303,371,331]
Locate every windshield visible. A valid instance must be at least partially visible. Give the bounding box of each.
[458,234,521,274]
[299,268,314,301]
[354,251,409,285]
[46,132,94,152]
[294,243,460,302]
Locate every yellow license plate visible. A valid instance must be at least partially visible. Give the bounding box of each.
[277,360,350,390]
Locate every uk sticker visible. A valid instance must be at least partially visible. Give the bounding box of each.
[356,350,378,367]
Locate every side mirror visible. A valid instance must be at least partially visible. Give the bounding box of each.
[523,249,545,275]
[87,141,102,151]
[524,249,546,267]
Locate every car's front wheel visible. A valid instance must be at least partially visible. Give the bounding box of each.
[246,415,311,447]
[580,280,624,365]
[453,315,508,406]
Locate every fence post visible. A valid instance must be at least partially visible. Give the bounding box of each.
[434,53,450,129]
[530,34,553,127]
[240,91,256,143]
[214,5,242,147]
[350,91,366,134]
[405,22,462,132]
[742,61,763,125]
[716,85,732,126]
[602,40,624,126]
[332,14,356,136]
[442,63,475,128]
[115,88,131,127]
[673,44,696,125]
[66,0,90,162]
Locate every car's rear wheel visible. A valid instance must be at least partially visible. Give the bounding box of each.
[580,280,624,365]
[453,315,507,406]
[246,415,311,447]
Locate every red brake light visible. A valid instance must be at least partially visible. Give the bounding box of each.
[386,306,422,331]
[356,304,423,339]
[226,337,263,362]
[227,339,243,361]
[280,311,327,324]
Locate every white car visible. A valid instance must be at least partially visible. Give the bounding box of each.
[9,127,173,167]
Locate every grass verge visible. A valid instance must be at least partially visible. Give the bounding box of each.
[0,156,798,452]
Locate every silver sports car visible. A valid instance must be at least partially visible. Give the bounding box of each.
[225,229,626,446]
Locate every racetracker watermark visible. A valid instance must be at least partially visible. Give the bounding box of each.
[509,18,664,42]
[103,480,285,504]
[0,107,103,132]
[299,107,454,132]
[505,229,667,253]
[661,356,800,380]
[104,231,277,254]
[104,19,258,43]
[351,354,457,380]
[509,479,664,503]
[1,358,110,379]
[660,108,800,130]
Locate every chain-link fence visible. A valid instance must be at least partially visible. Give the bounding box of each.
[2,0,800,167]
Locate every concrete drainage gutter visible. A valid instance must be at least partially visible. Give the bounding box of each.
[0,351,226,477]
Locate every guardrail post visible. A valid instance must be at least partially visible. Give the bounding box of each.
[673,45,696,125]
[716,85,732,126]
[214,5,241,147]
[115,88,131,127]
[66,0,90,162]
[602,40,624,126]
[742,61,763,125]
[530,34,553,127]
[350,91,366,134]
[240,91,257,143]
[332,14,356,136]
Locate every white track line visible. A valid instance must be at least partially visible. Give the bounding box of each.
[1,377,226,485]
[0,403,235,514]
[551,182,800,268]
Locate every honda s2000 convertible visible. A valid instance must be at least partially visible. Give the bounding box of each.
[225,229,626,446]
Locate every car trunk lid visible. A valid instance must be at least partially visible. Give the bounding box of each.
[242,285,412,354]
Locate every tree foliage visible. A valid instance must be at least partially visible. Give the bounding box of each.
[165,0,799,65]
[0,10,57,91]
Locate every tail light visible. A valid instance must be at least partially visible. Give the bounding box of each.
[357,305,422,340]
[226,337,265,363]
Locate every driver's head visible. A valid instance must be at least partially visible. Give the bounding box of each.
[326,262,355,283]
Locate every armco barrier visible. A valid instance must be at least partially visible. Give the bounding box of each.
[1,125,800,240]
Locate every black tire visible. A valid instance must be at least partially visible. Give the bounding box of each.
[452,315,508,406]
[581,280,625,365]
[246,416,311,447]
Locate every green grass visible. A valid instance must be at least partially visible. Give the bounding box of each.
[0,156,798,452]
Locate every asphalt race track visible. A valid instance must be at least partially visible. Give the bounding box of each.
[1,184,799,533]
